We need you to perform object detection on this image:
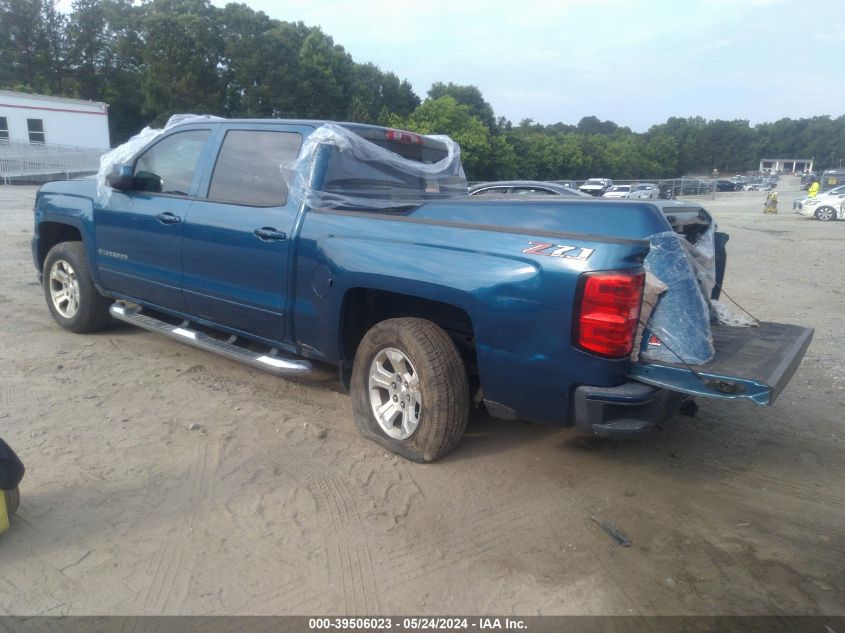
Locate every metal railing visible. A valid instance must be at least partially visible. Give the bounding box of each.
[0,138,107,184]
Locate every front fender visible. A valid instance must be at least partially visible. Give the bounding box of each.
[34,190,99,286]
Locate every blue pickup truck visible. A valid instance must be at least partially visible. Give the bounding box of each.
[31,118,813,462]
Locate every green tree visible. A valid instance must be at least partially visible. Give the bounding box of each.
[67,0,108,99]
[297,28,353,119]
[381,74,420,118]
[643,134,679,177]
[0,0,66,93]
[577,115,618,136]
[395,96,492,180]
[427,82,496,132]
[140,0,224,124]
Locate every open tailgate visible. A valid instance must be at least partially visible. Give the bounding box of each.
[629,322,813,405]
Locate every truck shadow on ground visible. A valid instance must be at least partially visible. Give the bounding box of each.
[444,407,562,461]
[447,401,819,489]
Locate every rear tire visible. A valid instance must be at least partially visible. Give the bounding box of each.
[351,318,470,463]
[43,242,112,333]
[815,206,836,221]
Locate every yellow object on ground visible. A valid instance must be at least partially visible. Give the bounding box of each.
[0,490,9,534]
[764,191,778,214]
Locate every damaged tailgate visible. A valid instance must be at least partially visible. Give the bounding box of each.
[629,322,813,405]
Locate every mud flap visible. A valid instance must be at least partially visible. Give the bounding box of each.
[629,322,813,405]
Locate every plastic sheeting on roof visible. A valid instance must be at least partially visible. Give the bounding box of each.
[282,123,467,211]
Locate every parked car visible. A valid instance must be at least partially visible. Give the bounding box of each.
[469,180,589,198]
[794,184,845,221]
[629,183,659,199]
[602,185,632,199]
[658,178,714,198]
[743,177,776,191]
[819,169,845,192]
[716,179,740,192]
[578,178,613,196]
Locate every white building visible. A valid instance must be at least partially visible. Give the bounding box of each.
[0,90,110,149]
[758,157,814,174]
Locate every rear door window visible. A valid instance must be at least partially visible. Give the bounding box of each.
[207,130,303,206]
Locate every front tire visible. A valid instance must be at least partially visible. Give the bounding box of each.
[815,206,836,221]
[351,318,470,463]
[43,242,112,333]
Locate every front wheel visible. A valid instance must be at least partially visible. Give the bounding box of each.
[43,242,112,333]
[351,318,470,463]
[815,206,837,221]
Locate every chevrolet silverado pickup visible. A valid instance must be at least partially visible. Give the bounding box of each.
[31,118,813,462]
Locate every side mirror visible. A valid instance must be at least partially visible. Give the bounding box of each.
[133,170,163,193]
[106,163,135,191]
[0,439,24,491]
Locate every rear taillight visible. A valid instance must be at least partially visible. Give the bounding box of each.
[385,129,423,145]
[575,271,645,358]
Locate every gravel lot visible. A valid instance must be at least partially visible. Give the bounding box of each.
[0,177,843,616]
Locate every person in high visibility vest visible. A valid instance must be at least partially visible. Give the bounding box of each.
[808,178,820,198]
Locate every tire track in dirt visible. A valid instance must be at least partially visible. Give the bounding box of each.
[374,493,537,590]
[2,383,25,407]
[313,475,380,613]
[311,449,407,610]
[246,457,381,613]
[135,438,219,613]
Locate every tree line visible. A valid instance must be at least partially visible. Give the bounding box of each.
[2,0,843,181]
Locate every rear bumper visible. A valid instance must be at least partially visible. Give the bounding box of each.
[572,381,686,438]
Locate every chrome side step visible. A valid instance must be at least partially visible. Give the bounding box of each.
[109,304,313,376]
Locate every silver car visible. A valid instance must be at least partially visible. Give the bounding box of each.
[578,178,613,196]
[468,180,590,198]
[629,183,659,199]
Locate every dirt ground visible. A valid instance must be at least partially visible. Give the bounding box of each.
[0,177,843,616]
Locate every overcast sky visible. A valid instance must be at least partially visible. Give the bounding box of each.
[63,0,845,131]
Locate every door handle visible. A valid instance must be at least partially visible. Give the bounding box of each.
[253,227,287,241]
[156,212,181,225]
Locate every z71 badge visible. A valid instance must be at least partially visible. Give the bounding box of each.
[522,242,595,261]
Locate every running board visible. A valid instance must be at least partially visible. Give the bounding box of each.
[109,304,313,376]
